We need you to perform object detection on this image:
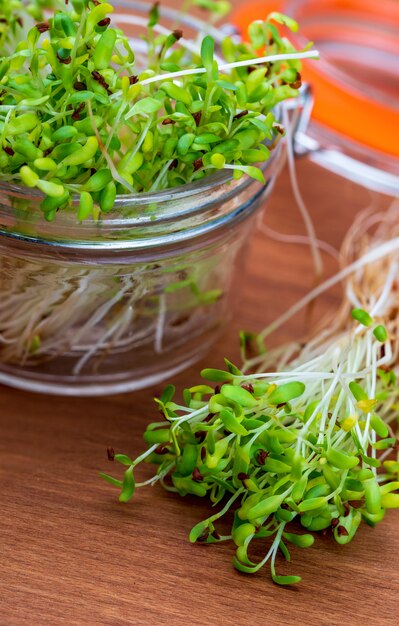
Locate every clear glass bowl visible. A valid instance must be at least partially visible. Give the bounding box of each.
[0,147,282,395]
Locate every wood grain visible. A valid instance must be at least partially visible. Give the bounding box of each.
[1,159,397,626]
[0,0,398,618]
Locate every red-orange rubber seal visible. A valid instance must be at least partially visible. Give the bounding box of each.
[232,0,399,157]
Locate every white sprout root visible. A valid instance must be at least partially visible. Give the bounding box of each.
[0,244,235,374]
[241,202,399,444]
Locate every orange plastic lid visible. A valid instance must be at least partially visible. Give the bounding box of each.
[232,0,399,157]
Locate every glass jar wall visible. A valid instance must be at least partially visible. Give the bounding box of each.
[0,147,282,395]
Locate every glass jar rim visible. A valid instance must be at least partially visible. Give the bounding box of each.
[2,164,233,223]
[285,0,399,157]
[0,144,282,252]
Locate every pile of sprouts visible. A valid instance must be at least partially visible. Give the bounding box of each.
[103,204,399,585]
[0,0,319,371]
[0,0,318,220]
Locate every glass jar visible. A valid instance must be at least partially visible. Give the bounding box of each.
[0,1,288,395]
[0,147,283,395]
[233,0,399,207]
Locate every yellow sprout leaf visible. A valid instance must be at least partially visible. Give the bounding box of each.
[357,399,377,413]
[341,416,358,432]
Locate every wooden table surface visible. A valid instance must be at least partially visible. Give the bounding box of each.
[1,3,398,623]
[1,158,398,626]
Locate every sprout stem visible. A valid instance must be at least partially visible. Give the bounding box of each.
[138,50,319,86]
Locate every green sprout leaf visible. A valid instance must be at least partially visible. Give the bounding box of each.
[220,384,257,408]
[272,574,302,586]
[268,381,306,405]
[148,2,160,28]
[201,368,234,382]
[351,308,373,327]
[349,381,368,402]
[268,12,299,33]
[119,466,135,503]
[201,35,215,74]
[114,454,134,466]
[373,325,388,342]
[99,473,123,488]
